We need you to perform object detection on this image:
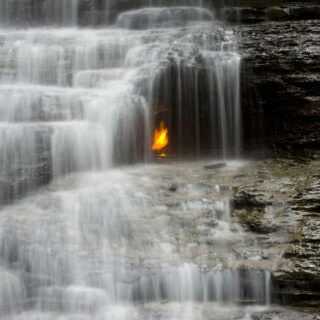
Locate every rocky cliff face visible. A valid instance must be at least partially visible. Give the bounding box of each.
[223,0,320,23]
[229,0,320,310]
[230,1,320,158]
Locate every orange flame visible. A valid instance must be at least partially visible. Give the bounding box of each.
[152,121,169,151]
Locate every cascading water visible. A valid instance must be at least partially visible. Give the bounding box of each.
[0,0,207,26]
[0,1,270,319]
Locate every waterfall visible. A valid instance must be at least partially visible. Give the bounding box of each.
[0,167,271,318]
[0,0,208,27]
[149,51,241,157]
[0,1,271,319]
[0,5,241,200]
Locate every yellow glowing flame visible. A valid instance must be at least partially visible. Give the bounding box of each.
[152,121,169,151]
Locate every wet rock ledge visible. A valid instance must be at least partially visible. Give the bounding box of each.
[229,159,320,310]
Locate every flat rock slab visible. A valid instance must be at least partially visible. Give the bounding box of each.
[204,163,227,170]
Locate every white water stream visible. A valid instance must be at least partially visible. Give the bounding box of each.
[0,2,270,319]
[0,162,271,319]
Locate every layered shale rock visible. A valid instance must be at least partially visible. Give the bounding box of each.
[224,3,320,23]
[236,19,320,157]
[230,159,320,308]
